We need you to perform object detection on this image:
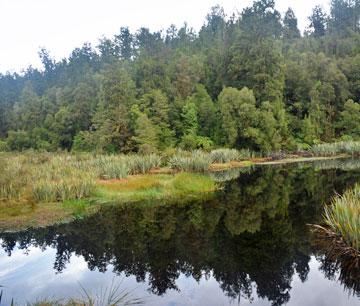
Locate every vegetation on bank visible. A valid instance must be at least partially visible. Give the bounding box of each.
[1,140,360,231]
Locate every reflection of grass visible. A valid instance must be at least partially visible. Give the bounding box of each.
[0,278,143,306]
[96,173,217,203]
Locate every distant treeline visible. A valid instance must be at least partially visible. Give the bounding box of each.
[1,0,360,153]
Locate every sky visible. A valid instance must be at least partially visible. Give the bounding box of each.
[0,0,330,73]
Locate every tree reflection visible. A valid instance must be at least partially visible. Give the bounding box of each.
[1,164,360,305]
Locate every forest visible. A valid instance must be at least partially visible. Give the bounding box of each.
[1,0,360,154]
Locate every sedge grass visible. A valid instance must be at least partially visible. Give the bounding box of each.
[323,184,360,251]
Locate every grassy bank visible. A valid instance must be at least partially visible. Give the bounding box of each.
[1,143,358,231]
[0,152,219,231]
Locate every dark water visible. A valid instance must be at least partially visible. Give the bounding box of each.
[2,160,360,305]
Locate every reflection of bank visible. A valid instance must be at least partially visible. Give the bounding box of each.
[313,229,360,296]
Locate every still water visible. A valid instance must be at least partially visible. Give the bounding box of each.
[1,160,360,305]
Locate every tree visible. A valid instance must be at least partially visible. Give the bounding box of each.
[337,99,360,139]
[115,27,133,60]
[283,8,301,39]
[181,100,198,136]
[218,87,258,148]
[139,90,175,149]
[186,84,217,138]
[132,110,158,154]
[308,6,327,37]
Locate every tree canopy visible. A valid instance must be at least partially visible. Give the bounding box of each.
[1,0,360,152]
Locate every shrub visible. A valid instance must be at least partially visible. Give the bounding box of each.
[6,130,32,151]
[0,140,8,152]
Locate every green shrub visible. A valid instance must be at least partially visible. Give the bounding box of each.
[6,130,32,151]
[0,140,8,152]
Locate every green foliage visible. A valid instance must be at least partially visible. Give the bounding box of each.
[6,131,32,151]
[72,131,97,152]
[337,99,360,139]
[132,111,159,154]
[0,140,8,152]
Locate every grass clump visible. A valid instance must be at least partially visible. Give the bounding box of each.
[323,184,360,251]
[312,141,360,156]
[127,154,162,174]
[168,150,212,172]
[210,148,253,163]
[91,155,130,180]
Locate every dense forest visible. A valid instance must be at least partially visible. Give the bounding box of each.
[1,0,360,153]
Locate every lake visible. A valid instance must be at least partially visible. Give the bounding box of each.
[1,159,360,305]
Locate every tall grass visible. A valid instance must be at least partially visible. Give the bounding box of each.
[210,148,253,163]
[323,184,360,251]
[90,155,130,179]
[168,150,212,172]
[312,141,360,156]
[127,154,162,174]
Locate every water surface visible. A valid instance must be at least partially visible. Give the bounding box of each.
[1,160,360,305]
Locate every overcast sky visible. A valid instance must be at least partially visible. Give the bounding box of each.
[0,0,329,73]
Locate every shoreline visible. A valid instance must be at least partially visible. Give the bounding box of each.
[0,154,352,232]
